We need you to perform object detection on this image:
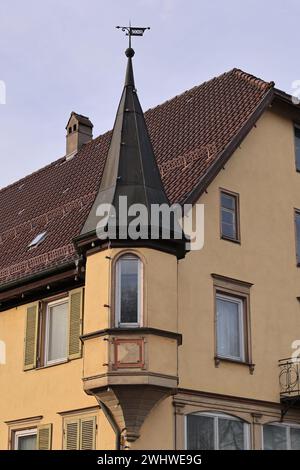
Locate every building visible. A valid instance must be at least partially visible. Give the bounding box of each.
[1,42,300,451]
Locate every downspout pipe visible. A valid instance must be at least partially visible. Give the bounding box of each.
[99,401,121,450]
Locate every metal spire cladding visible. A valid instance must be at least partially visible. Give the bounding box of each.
[81,44,169,237]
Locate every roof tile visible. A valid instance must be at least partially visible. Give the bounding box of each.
[0,69,273,284]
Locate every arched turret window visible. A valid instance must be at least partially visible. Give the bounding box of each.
[115,254,142,327]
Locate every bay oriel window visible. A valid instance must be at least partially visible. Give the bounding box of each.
[186,413,249,450]
[115,254,142,327]
[23,289,83,370]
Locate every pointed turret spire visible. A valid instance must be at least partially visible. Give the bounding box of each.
[81,37,169,235]
[78,27,186,258]
[124,47,135,87]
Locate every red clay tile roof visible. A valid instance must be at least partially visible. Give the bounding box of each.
[0,68,274,285]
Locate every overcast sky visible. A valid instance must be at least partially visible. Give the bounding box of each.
[0,0,299,188]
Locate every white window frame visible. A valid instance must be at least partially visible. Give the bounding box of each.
[14,428,37,450]
[115,255,143,328]
[185,412,250,450]
[216,293,245,362]
[44,297,69,366]
[262,422,300,450]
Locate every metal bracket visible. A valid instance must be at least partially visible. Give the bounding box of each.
[280,397,300,421]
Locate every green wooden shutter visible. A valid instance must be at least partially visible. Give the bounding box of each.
[64,419,80,450]
[68,289,83,360]
[23,304,39,370]
[80,416,96,450]
[37,424,52,450]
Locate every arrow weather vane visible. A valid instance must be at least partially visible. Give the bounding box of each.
[116,24,150,49]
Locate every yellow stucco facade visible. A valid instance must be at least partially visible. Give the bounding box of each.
[1,108,300,450]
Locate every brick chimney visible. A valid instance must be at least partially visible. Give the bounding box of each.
[66,112,93,156]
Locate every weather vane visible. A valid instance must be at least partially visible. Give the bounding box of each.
[116,24,150,49]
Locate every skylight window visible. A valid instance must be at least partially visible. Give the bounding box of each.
[28,231,47,249]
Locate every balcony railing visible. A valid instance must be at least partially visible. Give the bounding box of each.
[279,358,300,400]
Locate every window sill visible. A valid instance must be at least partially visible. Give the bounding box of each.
[214,356,255,374]
[81,327,183,345]
[220,235,241,245]
[36,359,70,370]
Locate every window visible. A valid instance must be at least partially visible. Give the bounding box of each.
[28,231,47,249]
[64,415,96,450]
[23,289,83,371]
[14,429,37,450]
[263,423,300,450]
[212,275,253,369]
[220,190,240,242]
[294,127,300,171]
[186,413,249,450]
[295,211,300,265]
[0,339,5,364]
[11,424,52,450]
[115,255,142,327]
[216,293,245,361]
[45,298,68,365]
